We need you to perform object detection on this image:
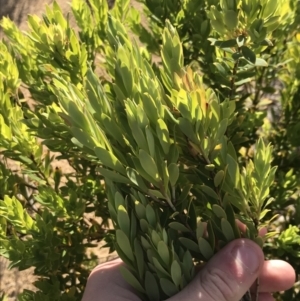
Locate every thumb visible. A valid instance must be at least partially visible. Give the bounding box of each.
[169,239,264,301]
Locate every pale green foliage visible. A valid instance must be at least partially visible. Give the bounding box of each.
[34,14,277,300]
[276,225,300,257]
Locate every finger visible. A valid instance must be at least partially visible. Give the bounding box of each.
[251,259,296,293]
[235,219,247,233]
[82,259,141,301]
[169,239,264,301]
[258,227,267,237]
[235,219,267,238]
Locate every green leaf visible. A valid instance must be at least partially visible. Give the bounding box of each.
[212,204,227,219]
[148,189,165,199]
[115,191,125,208]
[210,39,237,48]
[134,201,146,220]
[116,229,134,261]
[147,249,155,265]
[156,119,170,154]
[171,260,182,287]
[162,229,168,245]
[227,141,237,161]
[255,58,268,67]
[168,143,179,164]
[157,241,170,267]
[130,212,137,249]
[259,209,270,220]
[207,220,216,251]
[152,257,170,278]
[146,204,157,228]
[126,167,148,191]
[68,101,90,131]
[145,126,156,159]
[132,157,160,187]
[168,222,190,232]
[140,219,149,233]
[151,230,162,247]
[95,147,126,175]
[140,93,159,125]
[224,10,238,30]
[241,46,256,64]
[226,154,240,187]
[97,167,130,184]
[134,239,145,279]
[213,62,227,76]
[182,251,194,281]
[117,205,130,237]
[161,161,169,194]
[160,278,179,297]
[133,125,149,152]
[71,127,96,150]
[119,266,145,293]
[210,19,227,35]
[223,193,245,213]
[205,164,215,171]
[234,77,253,86]
[139,149,159,181]
[198,237,214,260]
[254,236,264,248]
[259,39,273,46]
[168,163,179,186]
[179,237,200,253]
[221,218,235,241]
[141,236,151,249]
[178,117,198,144]
[224,202,240,238]
[108,202,118,223]
[200,185,219,200]
[263,197,275,209]
[196,222,206,239]
[145,271,160,301]
[216,118,228,141]
[214,170,225,187]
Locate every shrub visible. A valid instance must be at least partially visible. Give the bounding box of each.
[0,0,299,300]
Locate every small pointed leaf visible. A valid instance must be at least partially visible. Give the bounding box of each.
[119,266,145,293]
[171,260,182,287]
[145,271,160,301]
[160,278,179,297]
[198,237,214,260]
[221,218,235,241]
[116,229,134,261]
[169,222,190,232]
[179,237,200,253]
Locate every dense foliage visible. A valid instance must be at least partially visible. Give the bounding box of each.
[0,0,299,300]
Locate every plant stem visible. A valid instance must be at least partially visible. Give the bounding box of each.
[229,56,240,100]
[239,277,259,301]
[240,290,252,301]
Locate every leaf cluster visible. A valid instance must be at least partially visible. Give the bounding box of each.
[0,0,299,300]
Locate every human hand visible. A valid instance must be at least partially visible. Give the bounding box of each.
[81,239,295,301]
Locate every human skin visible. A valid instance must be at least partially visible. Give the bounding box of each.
[82,239,295,301]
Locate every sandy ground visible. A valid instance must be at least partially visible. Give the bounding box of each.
[0,0,73,34]
[0,0,123,299]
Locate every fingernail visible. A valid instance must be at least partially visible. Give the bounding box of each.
[230,240,260,275]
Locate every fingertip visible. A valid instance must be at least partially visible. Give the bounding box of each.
[259,259,296,292]
[228,239,265,275]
